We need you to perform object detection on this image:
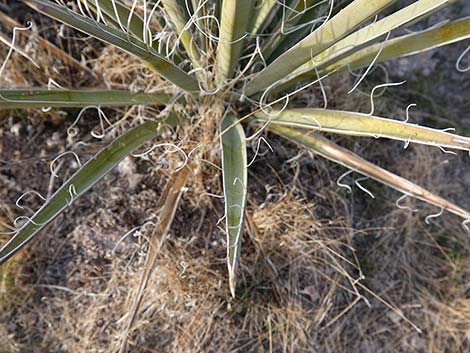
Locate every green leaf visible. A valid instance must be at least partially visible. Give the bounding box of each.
[262,0,321,60]
[220,114,247,297]
[270,125,470,220]
[161,0,201,68]
[255,108,470,151]
[0,89,170,109]
[271,17,470,94]
[249,0,279,35]
[23,0,199,92]
[245,0,397,95]
[269,0,358,60]
[0,121,164,264]
[322,16,470,74]
[80,0,148,43]
[279,0,457,87]
[217,0,254,80]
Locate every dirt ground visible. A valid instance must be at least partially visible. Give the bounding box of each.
[0,1,469,353]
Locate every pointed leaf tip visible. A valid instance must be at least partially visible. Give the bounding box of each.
[221,115,247,297]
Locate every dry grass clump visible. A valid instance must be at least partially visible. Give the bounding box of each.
[340,214,470,353]
[337,143,470,353]
[0,171,362,353]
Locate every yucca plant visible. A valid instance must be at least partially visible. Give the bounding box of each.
[1,0,469,333]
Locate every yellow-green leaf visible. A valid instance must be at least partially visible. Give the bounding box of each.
[220,114,247,297]
[0,89,170,109]
[255,108,470,151]
[270,125,470,220]
[280,0,458,87]
[161,0,201,67]
[246,0,397,95]
[217,0,254,80]
[24,0,199,92]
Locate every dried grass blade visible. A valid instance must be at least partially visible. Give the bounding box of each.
[0,10,93,74]
[118,166,189,353]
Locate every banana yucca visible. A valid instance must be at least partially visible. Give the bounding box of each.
[1,0,469,302]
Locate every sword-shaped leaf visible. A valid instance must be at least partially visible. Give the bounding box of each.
[249,0,278,35]
[220,114,247,297]
[80,0,148,42]
[323,16,470,74]
[255,109,470,151]
[0,89,170,109]
[270,125,470,220]
[262,0,322,60]
[217,0,254,80]
[245,0,397,95]
[278,0,458,87]
[274,17,470,93]
[0,121,165,263]
[22,0,199,92]
[268,0,358,61]
[161,0,201,68]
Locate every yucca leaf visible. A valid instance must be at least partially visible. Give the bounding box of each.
[80,0,185,62]
[221,114,247,297]
[270,125,470,220]
[277,0,358,52]
[276,16,470,93]
[80,0,147,42]
[323,16,470,74]
[161,0,201,68]
[255,109,470,151]
[22,0,199,92]
[262,0,321,60]
[190,0,201,15]
[0,121,165,264]
[281,0,457,85]
[249,0,278,35]
[245,0,397,95]
[217,0,254,80]
[0,89,170,109]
